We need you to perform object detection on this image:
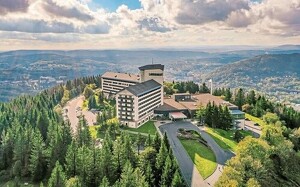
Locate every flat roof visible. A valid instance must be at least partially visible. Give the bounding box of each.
[139,64,164,71]
[102,72,140,83]
[169,112,187,119]
[124,79,161,97]
[178,93,236,111]
[230,110,245,115]
[155,98,187,111]
[173,93,191,96]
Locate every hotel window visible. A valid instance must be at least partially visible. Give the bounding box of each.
[149,73,163,76]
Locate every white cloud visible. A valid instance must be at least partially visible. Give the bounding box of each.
[41,0,94,22]
[175,0,250,25]
[0,0,31,15]
[0,0,299,50]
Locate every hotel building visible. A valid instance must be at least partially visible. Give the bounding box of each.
[116,79,163,128]
[139,64,164,85]
[101,72,140,96]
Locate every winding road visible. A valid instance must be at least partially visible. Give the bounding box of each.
[158,121,235,187]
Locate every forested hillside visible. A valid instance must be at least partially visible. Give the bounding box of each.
[0,75,184,186]
[206,53,300,104]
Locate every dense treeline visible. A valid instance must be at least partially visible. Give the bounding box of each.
[0,75,185,186]
[164,81,210,95]
[213,88,300,129]
[0,75,99,183]
[196,102,233,130]
[216,113,300,187]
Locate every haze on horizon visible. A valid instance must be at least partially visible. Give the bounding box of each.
[0,0,299,50]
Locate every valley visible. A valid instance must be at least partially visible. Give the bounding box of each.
[0,50,299,108]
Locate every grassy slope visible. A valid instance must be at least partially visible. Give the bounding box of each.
[180,139,217,179]
[245,113,266,126]
[124,121,157,135]
[205,127,252,152]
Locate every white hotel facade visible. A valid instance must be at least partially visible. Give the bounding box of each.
[101,72,140,96]
[116,80,163,128]
[101,64,164,128]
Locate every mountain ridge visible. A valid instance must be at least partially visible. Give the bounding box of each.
[205,53,300,103]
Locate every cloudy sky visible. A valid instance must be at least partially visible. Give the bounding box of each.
[0,0,299,50]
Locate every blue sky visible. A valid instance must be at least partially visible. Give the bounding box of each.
[89,0,141,11]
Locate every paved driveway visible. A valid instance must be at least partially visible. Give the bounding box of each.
[63,95,97,134]
[159,121,235,187]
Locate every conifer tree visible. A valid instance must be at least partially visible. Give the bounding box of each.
[76,116,91,146]
[145,133,152,147]
[134,168,149,187]
[144,161,154,186]
[120,133,137,167]
[48,161,67,187]
[37,111,50,141]
[66,176,81,187]
[0,130,14,170]
[155,141,168,186]
[163,132,170,151]
[99,177,110,187]
[153,132,161,152]
[160,155,173,187]
[88,95,97,109]
[65,140,78,177]
[113,138,123,180]
[225,88,232,102]
[235,88,245,110]
[247,90,256,105]
[85,143,102,187]
[136,133,142,155]
[119,161,135,187]
[101,140,116,183]
[29,131,47,182]
[171,169,185,187]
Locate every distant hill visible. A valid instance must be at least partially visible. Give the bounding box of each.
[272,45,300,51]
[206,53,300,103]
[0,50,299,103]
[0,50,211,101]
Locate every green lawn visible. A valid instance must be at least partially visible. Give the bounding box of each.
[123,121,157,135]
[205,127,252,152]
[245,113,266,126]
[180,139,217,179]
